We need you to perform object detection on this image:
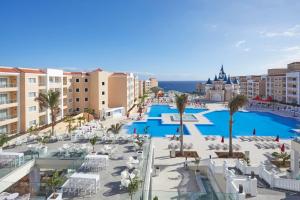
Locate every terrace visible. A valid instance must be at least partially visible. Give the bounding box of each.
[0,119,152,200]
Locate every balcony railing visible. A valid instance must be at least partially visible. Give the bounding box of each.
[0,84,17,88]
[0,115,17,121]
[0,99,17,105]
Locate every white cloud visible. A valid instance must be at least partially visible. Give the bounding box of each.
[235,40,246,47]
[243,48,250,52]
[281,46,300,52]
[260,25,300,37]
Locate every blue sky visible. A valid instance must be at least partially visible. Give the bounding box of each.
[0,0,300,80]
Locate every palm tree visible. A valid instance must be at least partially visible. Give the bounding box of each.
[228,95,248,157]
[0,134,8,150]
[272,152,290,166]
[86,108,95,122]
[46,170,63,195]
[77,116,85,127]
[150,86,161,103]
[35,90,60,136]
[137,104,143,117]
[175,94,188,155]
[64,116,75,133]
[107,123,123,135]
[89,136,98,153]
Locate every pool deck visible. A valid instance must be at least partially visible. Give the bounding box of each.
[151,102,295,200]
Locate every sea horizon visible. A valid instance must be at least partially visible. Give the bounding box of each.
[158,80,205,93]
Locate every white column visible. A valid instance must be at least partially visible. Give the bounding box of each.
[16,74,20,133]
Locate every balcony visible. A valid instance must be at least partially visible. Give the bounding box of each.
[0,115,18,127]
[0,99,18,109]
[0,84,17,91]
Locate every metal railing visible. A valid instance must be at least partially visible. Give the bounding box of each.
[0,115,18,121]
[0,84,17,88]
[0,99,17,105]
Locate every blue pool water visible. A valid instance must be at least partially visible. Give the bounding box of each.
[196,111,299,139]
[126,119,189,137]
[148,105,206,117]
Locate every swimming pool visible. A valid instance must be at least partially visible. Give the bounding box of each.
[126,119,190,137]
[196,111,299,138]
[148,104,206,117]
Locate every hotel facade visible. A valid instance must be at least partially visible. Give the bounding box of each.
[233,62,300,105]
[0,67,145,135]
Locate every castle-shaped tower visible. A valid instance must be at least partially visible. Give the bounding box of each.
[205,66,240,102]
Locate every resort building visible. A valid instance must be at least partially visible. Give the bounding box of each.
[19,68,65,132]
[149,77,158,88]
[196,82,206,95]
[143,79,152,93]
[108,72,135,113]
[0,66,145,135]
[0,68,20,135]
[138,80,144,97]
[286,62,300,104]
[205,66,240,102]
[233,75,267,99]
[266,68,287,103]
[67,69,111,119]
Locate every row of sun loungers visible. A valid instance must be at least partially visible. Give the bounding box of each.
[239,136,275,142]
[208,144,241,151]
[204,136,217,141]
[168,142,193,150]
[255,142,290,150]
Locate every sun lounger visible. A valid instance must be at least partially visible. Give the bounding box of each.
[255,143,263,149]
[215,144,221,150]
[222,144,229,150]
[208,144,215,150]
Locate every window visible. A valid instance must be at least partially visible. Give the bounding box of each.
[68,99,73,103]
[76,98,80,102]
[28,92,36,98]
[0,78,8,87]
[0,125,7,134]
[76,79,80,82]
[102,91,105,95]
[68,108,73,113]
[102,82,105,86]
[85,98,88,101]
[0,93,8,104]
[29,106,36,112]
[85,88,88,92]
[85,78,88,82]
[68,88,73,92]
[76,108,80,112]
[102,101,105,105]
[28,78,36,83]
[76,88,80,92]
[28,120,37,127]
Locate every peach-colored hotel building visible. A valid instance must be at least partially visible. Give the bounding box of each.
[0,66,153,135]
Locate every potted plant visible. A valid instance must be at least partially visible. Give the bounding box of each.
[89,136,98,153]
[46,171,63,200]
[0,134,8,152]
[127,177,141,200]
[153,196,158,200]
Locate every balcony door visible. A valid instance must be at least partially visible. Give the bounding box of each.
[0,109,8,120]
[0,125,7,134]
[0,78,8,87]
[0,93,8,104]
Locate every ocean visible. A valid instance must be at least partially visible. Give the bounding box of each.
[158,81,204,93]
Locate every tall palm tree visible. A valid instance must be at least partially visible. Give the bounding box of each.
[228,95,248,157]
[86,108,95,122]
[175,94,188,155]
[107,123,123,135]
[35,90,60,136]
[64,116,75,133]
